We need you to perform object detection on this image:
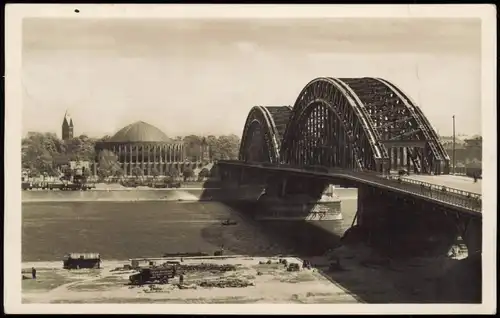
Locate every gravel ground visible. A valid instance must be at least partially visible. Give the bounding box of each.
[22,256,361,304]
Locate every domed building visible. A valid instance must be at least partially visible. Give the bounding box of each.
[95,121,187,176]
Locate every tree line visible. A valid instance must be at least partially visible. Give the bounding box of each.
[22,132,241,178]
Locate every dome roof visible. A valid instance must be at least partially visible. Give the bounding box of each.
[108,121,171,143]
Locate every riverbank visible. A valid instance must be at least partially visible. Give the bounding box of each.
[22,189,212,203]
[22,255,361,304]
[21,244,479,304]
[21,187,359,203]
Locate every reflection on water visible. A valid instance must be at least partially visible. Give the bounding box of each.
[22,199,358,262]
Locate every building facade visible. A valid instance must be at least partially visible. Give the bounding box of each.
[463,136,482,161]
[441,135,482,165]
[62,111,74,141]
[95,121,209,176]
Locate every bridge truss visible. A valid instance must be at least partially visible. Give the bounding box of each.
[239,106,292,163]
[239,77,450,175]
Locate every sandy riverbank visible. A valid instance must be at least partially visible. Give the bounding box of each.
[21,242,479,304]
[22,255,361,304]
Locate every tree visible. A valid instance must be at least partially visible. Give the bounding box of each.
[97,149,121,180]
[151,167,160,180]
[183,167,194,181]
[166,166,180,179]
[183,135,203,161]
[28,167,40,178]
[97,167,111,180]
[82,167,91,178]
[215,134,241,160]
[201,134,241,161]
[198,167,210,179]
[22,132,60,175]
[25,147,55,176]
[114,168,124,179]
[131,167,144,180]
[205,135,219,160]
[64,136,96,161]
[163,175,173,184]
[60,165,73,181]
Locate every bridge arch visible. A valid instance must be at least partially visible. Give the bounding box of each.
[280,77,450,174]
[239,106,292,163]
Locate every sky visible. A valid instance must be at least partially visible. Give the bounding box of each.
[22,18,482,139]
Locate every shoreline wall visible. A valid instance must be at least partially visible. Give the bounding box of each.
[22,187,358,203]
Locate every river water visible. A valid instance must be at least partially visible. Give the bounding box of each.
[22,196,358,262]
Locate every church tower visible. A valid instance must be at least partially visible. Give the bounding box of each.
[62,110,74,141]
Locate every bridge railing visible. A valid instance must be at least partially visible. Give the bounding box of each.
[224,160,482,212]
[354,171,482,212]
[308,165,482,212]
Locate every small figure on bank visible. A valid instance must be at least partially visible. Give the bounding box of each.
[179,274,184,285]
[31,267,37,279]
[473,173,478,183]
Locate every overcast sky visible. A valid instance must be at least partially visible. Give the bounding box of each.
[22,18,481,139]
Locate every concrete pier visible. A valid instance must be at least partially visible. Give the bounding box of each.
[255,184,343,221]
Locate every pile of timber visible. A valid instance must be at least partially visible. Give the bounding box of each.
[162,252,209,258]
[179,263,237,273]
[110,264,133,272]
[199,278,254,288]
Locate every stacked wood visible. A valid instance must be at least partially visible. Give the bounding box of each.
[287,263,301,272]
[199,278,254,288]
[178,263,236,273]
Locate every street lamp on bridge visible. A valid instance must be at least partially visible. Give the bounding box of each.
[452,115,456,175]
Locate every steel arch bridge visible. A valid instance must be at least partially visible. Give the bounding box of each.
[239,77,450,175]
[239,106,293,163]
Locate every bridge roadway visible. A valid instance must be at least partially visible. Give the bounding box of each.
[218,160,482,216]
[403,174,481,195]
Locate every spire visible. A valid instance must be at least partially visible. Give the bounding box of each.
[64,110,72,123]
[62,111,69,126]
[62,110,74,140]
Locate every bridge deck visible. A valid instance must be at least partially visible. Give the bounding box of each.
[218,161,482,214]
[404,175,481,195]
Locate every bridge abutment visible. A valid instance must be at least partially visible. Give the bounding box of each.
[256,174,343,221]
[353,184,480,257]
[460,216,482,255]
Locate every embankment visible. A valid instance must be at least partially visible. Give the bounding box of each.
[21,187,259,203]
[21,186,359,203]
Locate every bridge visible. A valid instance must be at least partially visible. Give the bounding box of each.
[215,77,482,255]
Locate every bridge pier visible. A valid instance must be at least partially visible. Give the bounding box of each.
[353,184,464,257]
[217,164,343,222]
[459,215,482,255]
[256,175,342,222]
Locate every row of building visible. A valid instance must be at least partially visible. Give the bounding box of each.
[440,135,482,167]
[59,112,211,177]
